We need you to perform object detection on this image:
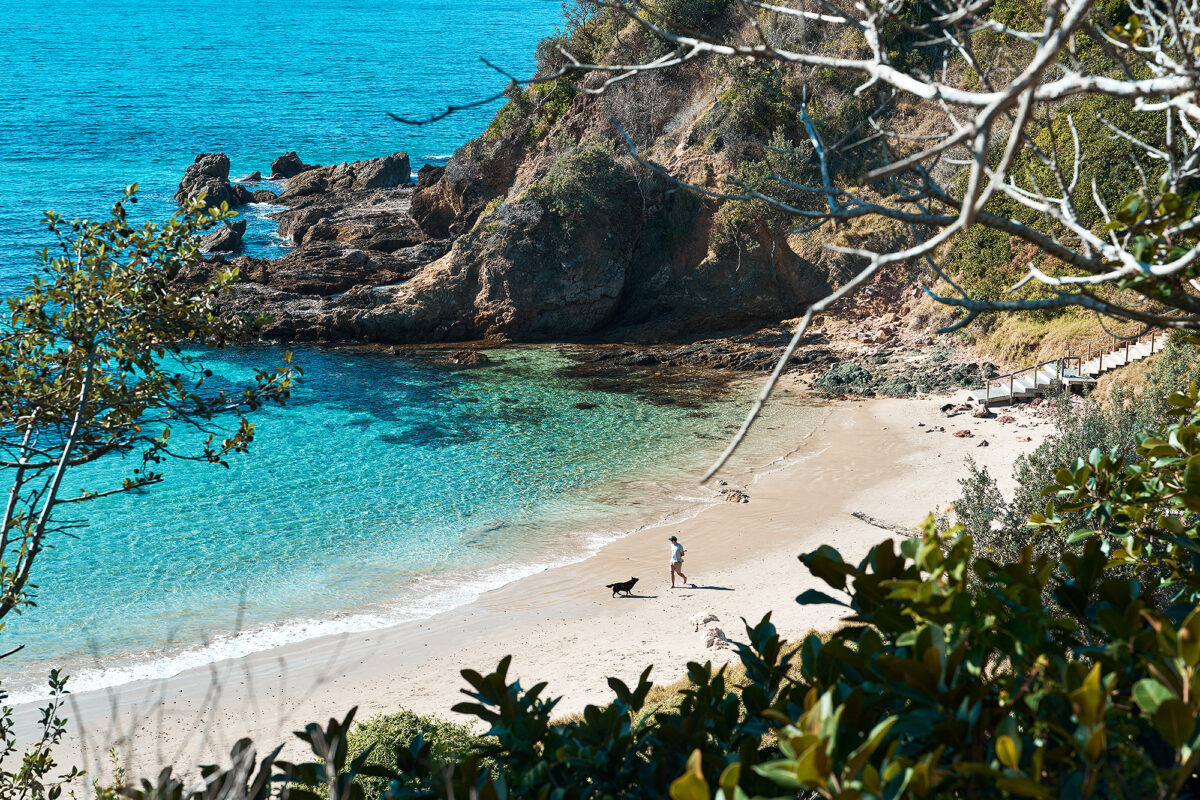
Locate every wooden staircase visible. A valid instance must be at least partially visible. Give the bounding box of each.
[969,323,1170,406]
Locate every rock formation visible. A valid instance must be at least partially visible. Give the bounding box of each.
[175,152,242,208]
[201,220,246,253]
[270,151,314,179]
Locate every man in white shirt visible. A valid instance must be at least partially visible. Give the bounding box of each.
[669,535,689,588]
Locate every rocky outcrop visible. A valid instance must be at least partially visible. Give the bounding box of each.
[201,220,246,253]
[176,152,243,208]
[276,153,411,202]
[270,151,314,179]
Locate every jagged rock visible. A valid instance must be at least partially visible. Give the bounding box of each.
[277,153,411,201]
[242,170,263,182]
[271,151,314,179]
[200,220,246,253]
[977,439,990,447]
[175,152,241,208]
[233,184,255,205]
[452,349,489,366]
[252,189,279,203]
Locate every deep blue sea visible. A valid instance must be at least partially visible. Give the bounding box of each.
[0,0,811,702]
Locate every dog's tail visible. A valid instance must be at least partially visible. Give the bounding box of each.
[605,583,617,589]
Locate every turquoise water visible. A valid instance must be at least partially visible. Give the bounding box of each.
[0,0,565,294]
[0,1,812,701]
[5,347,808,700]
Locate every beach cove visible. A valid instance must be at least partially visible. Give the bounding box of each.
[19,391,1054,781]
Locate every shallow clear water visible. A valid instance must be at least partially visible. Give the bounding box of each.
[0,1,818,701]
[4,346,816,700]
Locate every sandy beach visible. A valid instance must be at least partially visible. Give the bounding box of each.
[16,391,1053,787]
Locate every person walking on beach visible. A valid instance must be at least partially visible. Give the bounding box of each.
[669,535,689,588]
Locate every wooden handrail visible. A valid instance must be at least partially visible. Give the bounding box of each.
[979,323,1166,400]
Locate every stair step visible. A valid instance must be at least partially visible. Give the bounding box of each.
[974,328,1164,405]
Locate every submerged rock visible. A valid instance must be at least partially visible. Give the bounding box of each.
[452,349,489,367]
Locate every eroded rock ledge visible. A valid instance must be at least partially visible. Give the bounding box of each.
[173,142,852,345]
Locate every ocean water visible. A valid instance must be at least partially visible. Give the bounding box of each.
[0,1,816,702]
[0,0,567,295]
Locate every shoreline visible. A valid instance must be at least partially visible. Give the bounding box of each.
[15,391,1053,786]
[5,366,828,707]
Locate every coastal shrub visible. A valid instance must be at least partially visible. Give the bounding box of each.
[527,140,629,229]
[639,0,734,58]
[958,335,1200,567]
[535,0,626,75]
[342,709,486,798]
[527,78,579,144]
[711,129,813,255]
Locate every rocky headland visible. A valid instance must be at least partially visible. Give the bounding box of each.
[171,144,994,398]
[171,1,1002,398]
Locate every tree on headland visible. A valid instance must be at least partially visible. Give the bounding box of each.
[398,0,1200,476]
[0,190,296,796]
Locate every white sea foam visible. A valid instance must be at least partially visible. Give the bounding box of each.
[422,154,453,161]
[8,403,829,707]
[6,502,719,706]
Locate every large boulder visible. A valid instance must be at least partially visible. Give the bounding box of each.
[276,153,411,201]
[175,152,242,208]
[200,219,246,253]
[270,151,315,179]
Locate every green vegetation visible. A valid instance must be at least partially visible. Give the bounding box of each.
[710,129,815,256]
[957,336,1200,567]
[527,139,630,229]
[0,191,296,800]
[341,710,487,799]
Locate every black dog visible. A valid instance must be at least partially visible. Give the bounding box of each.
[606,577,639,597]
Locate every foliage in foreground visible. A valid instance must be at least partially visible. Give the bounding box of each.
[114,383,1200,799]
[0,191,298,798]
[957,335,1200,567]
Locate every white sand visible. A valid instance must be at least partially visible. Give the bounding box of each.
[13,393,1053,787]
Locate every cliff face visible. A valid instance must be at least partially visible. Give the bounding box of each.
[194,3,913,344]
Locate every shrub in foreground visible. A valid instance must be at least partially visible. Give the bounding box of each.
[118,382,1200,799]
